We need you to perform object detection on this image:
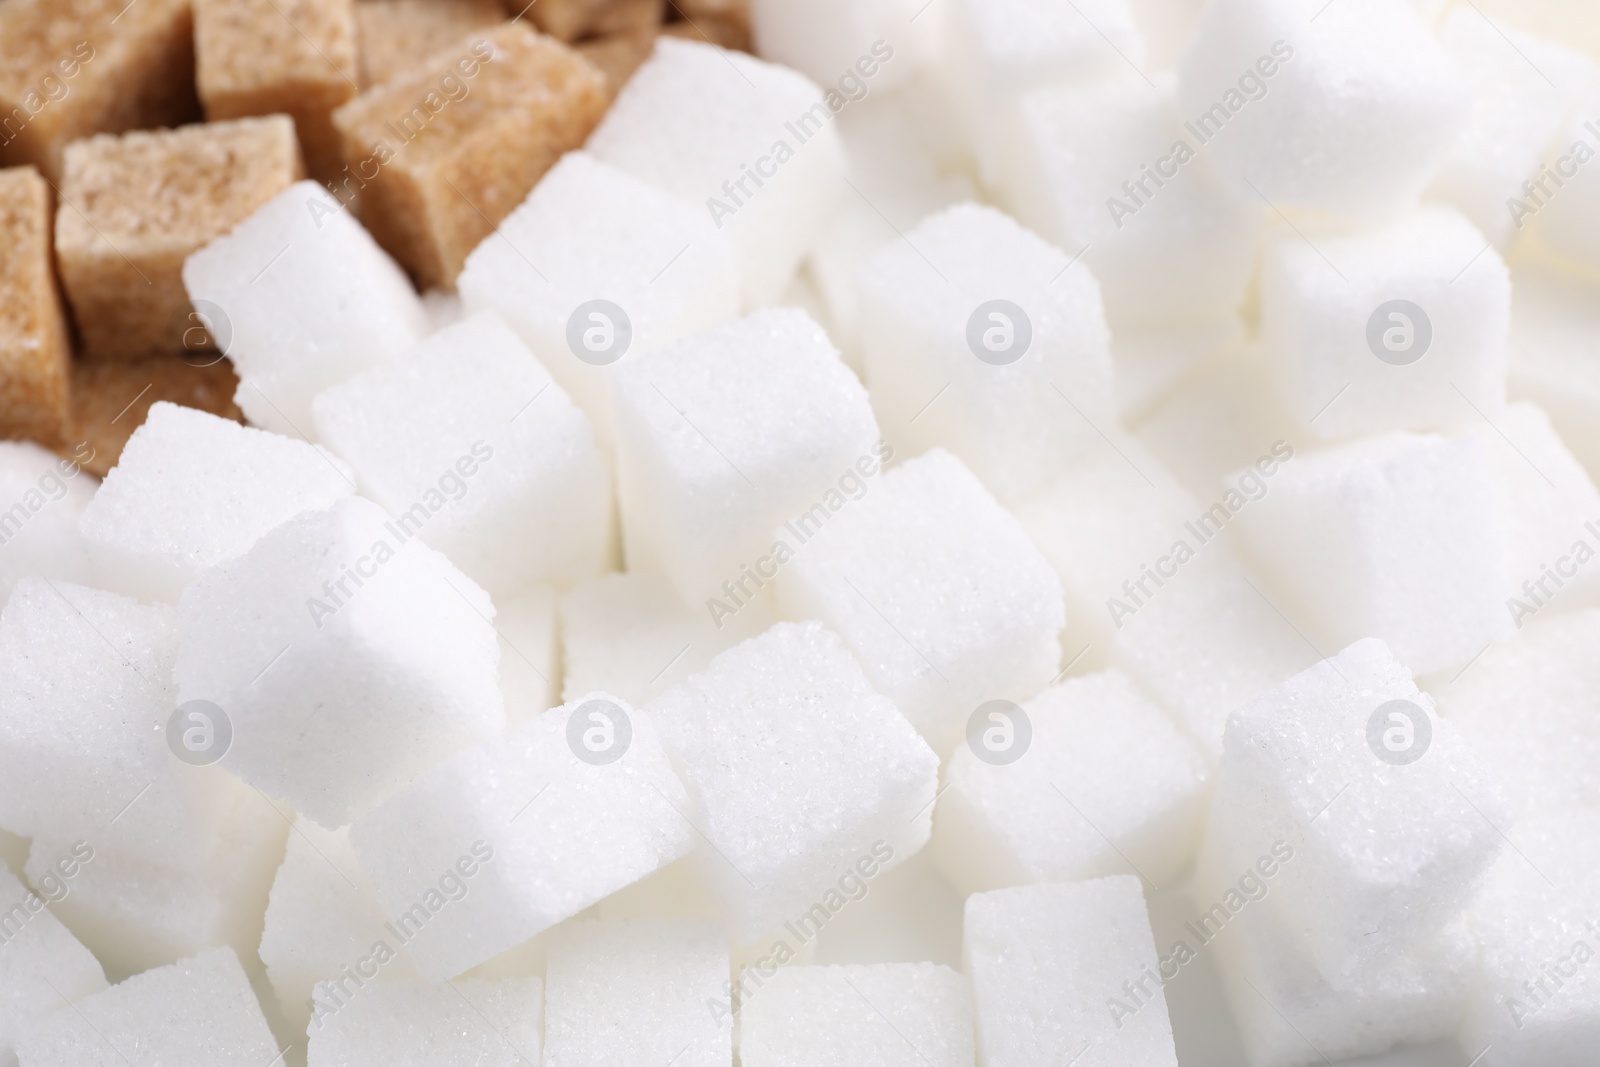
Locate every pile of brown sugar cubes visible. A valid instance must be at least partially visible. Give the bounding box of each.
[0,0,734,474]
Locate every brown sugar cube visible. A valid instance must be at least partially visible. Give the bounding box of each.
[71,355,243,478]
[576,27,659,101]
[54,116,305,362]
[356,0,508,89]
[590,0,665,37]
[332,22,607,289]
[0,0,201,181]
[0,166,73,448]
[661,11,750,52]
[518,0,663,42]
[194,0,361,181]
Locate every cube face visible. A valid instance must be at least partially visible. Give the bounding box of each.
[613,309,880,605]
[457,150,741,448]
[261,819,420,1035]
[0,864,108,1061]
[1430,9,1595,250]
[0,440,96,600]
[963,878,1178,1067]
[559,571,774,710]
[855,204,1115,505]
[14,946,278,1067]
[1459,809,1600,1066]
[1507,263,1600,482]
[183,180,428,438]
[194,0,358,179]
[79,402,356,603]
[497,585,560,726]
[348,694,694,980]
[739,963,974,1067]
[933,671,1210,895]
[997,75,1262,327]
[586,38,848,307]
[1526,81,1600,277]
[312,311,612,596]
[942,0,1143,186]
[55,117,304,361]
[544,918,730,1067]
[174,497,505,829]
[356,0,507,89]
[1435,610,1600,823]
[0,0,200,182]
[1263,208,1511,441]
[1206,639,1507,980]
[774,450,1065,755]
[307,977,543,1067]
[748,0,931,94]
[1231,432,1512,675]
[0,166,72,446]
[646,622,938,941]
[1176,0,1471,219]
[333,23,608,288]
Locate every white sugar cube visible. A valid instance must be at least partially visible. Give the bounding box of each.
[1523,80,1600,277]
[543,918,729,1067]
[941,0,1145,187]
[260,818,419,1038]
[1482,401,1600,618]
[1109,561,1321,761]
[1176,0,1471,219]
[1507,262,1600,480]
[854,204,1114,505]
[1429,9,1595,249]
[1457,807,1600,1066]
[1262,207,1510,441]
[995,73,1262,328]
[647,622,938,941]
[774,450,1065,755]
[79,402,355,603]
[312,311,612,597]
[559,571,772,710]
[348,693,694,981]
[933,670,1209,895]
[1129,0,1206,70]
[457,151,740,447]
[1202,639,1507,981]
[613,308,880,605]
[1114,314,1243,423]
[0,442,95,602]
[1230,432,1512,676]
[749,0,932,94]
[174,497,504,828]
[184,180,428,438]
[14,946,278,1066]
[586,39,847,308]
[496,585,560,727]
[739,963,973,1067]
[307,977,543,1067]
[0,864,107,1066]
[1435,610,1600,823]
[26,793,286,979]
[964,877,1178,1067]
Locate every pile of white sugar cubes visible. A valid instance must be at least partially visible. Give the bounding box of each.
[7,0,1600,1064]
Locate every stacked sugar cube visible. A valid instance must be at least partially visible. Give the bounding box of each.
[2,0,1600,1065]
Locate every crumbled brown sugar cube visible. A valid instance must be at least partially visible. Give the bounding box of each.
[0,166,74,448]
[194,0,360,181]
[0,0,201,181]
[356,0,508,90]
[332,21,607,289]
[71,355,244,478]
[576,28,659,101]
[54,116,305,362]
